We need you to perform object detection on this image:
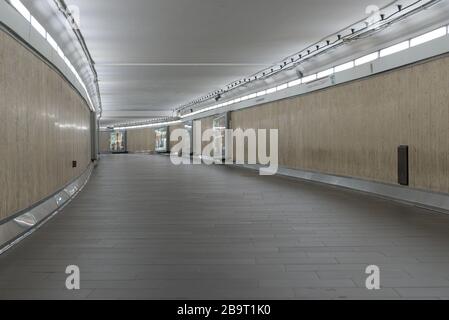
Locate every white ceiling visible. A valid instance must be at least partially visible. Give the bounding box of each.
[24,0,444,126]
[58,0,396,124]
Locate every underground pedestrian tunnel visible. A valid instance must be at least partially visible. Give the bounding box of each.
[2,0,449,300]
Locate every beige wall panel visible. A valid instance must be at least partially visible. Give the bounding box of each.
[127,128,155,153]
[231,55,449,194]
[0,30,91,220]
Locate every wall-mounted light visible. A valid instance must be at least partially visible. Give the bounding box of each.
[276,83,288,91]
[380,41,410,57]
[266,87,277,94]
[355,52,379,66]
[302,74,317,83]
[46,33,58,51]
[31,16,46,38]
[288,79,302,87]
[410,26,447,47]
[334,61,354,73]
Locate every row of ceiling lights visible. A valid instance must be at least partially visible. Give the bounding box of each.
[8,0,100,114]
[178,24,448,119]
[111,21,449,130]
[177,0,440,116]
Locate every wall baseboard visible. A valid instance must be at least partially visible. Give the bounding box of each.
[0,163,95,255]
[232,164,449,214]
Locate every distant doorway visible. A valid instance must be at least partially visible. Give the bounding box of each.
[110,131,127,153]
[155,127,168,153]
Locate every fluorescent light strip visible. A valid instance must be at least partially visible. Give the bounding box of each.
[257,90,266,97]
[302,74,317,83]
[288,79,302,87]
[355,52,379,66]
[46,34,58,51]
[334,61,354,73]
[57,46,64,58]
[277,83,288,91]
[181,101,226,118]
[380,41,410,57]
[266,87,277,94]
[10,0,30,22]
[31,16,46,38]
[115,120,182,130]
[410,27,447,47]
[317,68,334,78]
[8,0,96,112]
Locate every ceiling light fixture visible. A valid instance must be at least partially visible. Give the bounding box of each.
[380,41,410,57]
[177,0,441,118]
[354,52,379,66]
[410,26,447,47]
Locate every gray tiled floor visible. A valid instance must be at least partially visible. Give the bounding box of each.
[1,154,449,299]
